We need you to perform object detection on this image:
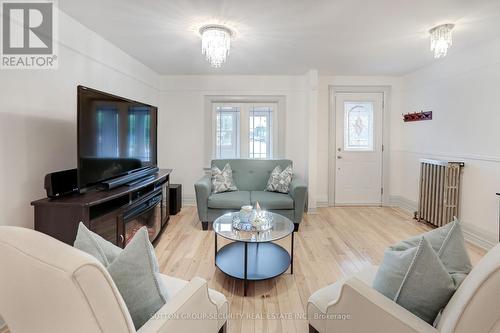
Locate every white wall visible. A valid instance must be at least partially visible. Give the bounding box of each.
[158,73,405,210]
[0,9,319,228]
[2,7,498,250]
[157,74,312,203]
[390,37,500,247]
[0,9,160,228]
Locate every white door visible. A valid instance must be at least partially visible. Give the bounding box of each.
[334,92,384,205]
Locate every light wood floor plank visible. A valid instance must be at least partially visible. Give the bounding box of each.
[2,206,485,333]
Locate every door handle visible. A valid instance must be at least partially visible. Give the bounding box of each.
[337,156,343,159]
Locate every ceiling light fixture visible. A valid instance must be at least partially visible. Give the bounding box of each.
[429,24,454,59]
[199,24,232,68]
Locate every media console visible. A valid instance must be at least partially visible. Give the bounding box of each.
[31,169,172,248]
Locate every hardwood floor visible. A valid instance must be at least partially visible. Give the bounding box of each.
[154,206,484,333]
[2,206,485,333]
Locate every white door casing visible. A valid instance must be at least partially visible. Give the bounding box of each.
[334,92,384,206]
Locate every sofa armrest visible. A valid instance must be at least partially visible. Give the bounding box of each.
[288,176,307,223]
[323,277,438,333]
[194,175,211,222]
[138,277,221,333]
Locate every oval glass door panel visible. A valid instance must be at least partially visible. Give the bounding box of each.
[334,93,383,206]
[344,102,374,151]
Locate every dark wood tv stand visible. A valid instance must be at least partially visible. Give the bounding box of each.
[31,169,172,248]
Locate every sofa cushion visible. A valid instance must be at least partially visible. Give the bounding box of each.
[74,222,122,267]
[250,191,294,210]
[208,191,251,209]
[391,219,472,286]
[265,165,293,193]
[373,237,457,324]
[107,228,169,330]
[211,163,238,194]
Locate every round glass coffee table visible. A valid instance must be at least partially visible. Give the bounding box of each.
[213,212,295,296]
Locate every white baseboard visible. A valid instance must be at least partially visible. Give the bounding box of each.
[307,207,318,214]
[182,194,196,207]
[389,195,418,214]
[461,222,497,251]
[390,195,496,251]
[306,197,332,213]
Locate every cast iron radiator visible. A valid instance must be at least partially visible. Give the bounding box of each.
[417,159,464,227]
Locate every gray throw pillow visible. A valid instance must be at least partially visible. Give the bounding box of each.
[107,227,168,329]
[391,218,472,286]
[74,222,122,267]
[74,224,168,329]
[211,163,238,193]
[265,165,293,193]
[373,237,456,324]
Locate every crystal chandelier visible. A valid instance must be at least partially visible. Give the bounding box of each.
[200,25,232,68]
[429,24,454,59]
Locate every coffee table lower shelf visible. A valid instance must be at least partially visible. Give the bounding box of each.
[215,242,291,296]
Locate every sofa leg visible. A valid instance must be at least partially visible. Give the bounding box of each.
[201,221,209,230]
[309,324,319,333]
[294,224,299,232]
[219,323,227,333]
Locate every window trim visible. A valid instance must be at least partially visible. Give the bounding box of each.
[204,95,286,165]
[212,102,278,159]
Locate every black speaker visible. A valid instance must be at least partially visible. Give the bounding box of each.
[44,169,78,198]
[169,184,182,215]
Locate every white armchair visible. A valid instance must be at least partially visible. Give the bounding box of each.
[0,226,228,333]
[308,244,500,333]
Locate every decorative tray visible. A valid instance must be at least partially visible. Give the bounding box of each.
[232,212,273,232]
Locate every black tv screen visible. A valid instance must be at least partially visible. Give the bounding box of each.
[77,86,158,189]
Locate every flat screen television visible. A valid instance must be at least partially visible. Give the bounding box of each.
[77,86,158,190]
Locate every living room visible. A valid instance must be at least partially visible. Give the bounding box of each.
[1,0,500,332]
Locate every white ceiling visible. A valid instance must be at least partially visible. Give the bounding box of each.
[59,0,500,76]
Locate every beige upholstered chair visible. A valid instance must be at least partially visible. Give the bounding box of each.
[308,244,500,333]
[0,226,228,333]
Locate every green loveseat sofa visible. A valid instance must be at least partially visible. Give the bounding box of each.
[194,159,308,231]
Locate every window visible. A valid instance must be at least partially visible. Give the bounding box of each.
[215,106,240,159]
[128,106,151,161]
[96,107,119,157]
[213,102,278,159]
[249,106,272,159]
[343,101,374,151]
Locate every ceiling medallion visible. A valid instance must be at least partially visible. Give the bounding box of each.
[199,24,232,68]
[429,24,454,59]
